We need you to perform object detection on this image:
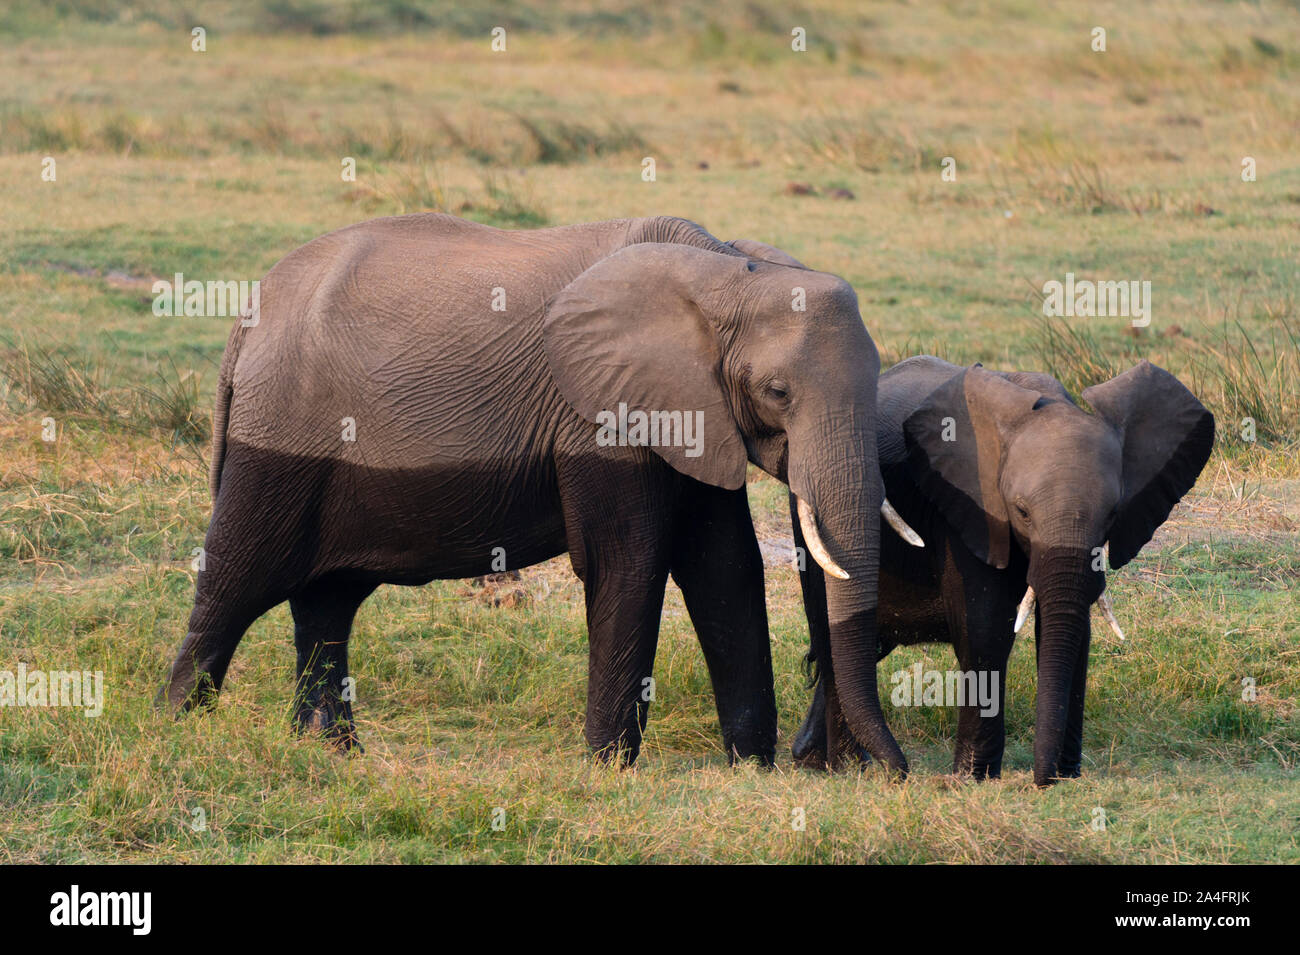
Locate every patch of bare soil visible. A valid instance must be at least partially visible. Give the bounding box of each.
[460,559,585,607]
[1154,481,1299,549]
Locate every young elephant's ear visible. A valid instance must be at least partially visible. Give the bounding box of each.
[1082,360,1215,568]
[903,366,1044,568]
[725,239,808,269]
[994,370,1075,405]
[542,242,749,490]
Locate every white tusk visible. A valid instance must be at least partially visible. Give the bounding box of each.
[1096,590,1125,641]
[797,497,850,580]
[881,498,924,547]
[1013,587,1036,634]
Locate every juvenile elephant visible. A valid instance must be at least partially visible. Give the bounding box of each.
[792,356,1214,785]
[161,213,919,770]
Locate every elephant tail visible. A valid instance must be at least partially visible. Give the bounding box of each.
[208,315,246,501]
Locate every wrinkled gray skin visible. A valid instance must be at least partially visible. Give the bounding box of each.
[161,213,908,772]
[792,356,1214,785]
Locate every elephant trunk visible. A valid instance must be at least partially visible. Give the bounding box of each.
[1028,549,1094,787]
[799,468,907,777]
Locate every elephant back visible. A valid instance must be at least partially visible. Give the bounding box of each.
[877,356,964,465]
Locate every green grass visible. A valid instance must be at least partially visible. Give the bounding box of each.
[1,0,1298,863]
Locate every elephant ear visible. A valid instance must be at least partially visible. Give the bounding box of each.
[542,242,750,490]
[903,366,1045,568]
[725,238,808,269]
[993,370,1075,406]
[1082,360,1215,568]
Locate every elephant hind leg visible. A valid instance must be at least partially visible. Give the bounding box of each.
[792,680,828,768]
[161,441,322,714]
[290,578,376,751]
[792,681,875,770]
[161,600,265,714]
[162,552,290,713]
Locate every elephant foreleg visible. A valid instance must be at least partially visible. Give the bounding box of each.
[670,483,776,766]
[558,447,676,767]
[950,648,1010,779]
[949,568,1015,779]
[579,569,669,765]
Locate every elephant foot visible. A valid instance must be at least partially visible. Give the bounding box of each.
[726,744,776,769]
[793,706,873,770]
[588,737,641,768]
[293,700,363,753]
[792,742,828,771]
[156,669,219,715]
[792,741,873,771]
[953,758,1002,781]
[792,703,827,769]
[1033,761,1082,787]
[719,714,776,768]
[833,746,875,771]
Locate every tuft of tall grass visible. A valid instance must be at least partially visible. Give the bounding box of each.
[978,132,1222,217]
[1030,311,1300,449]
[348,164,451,215]
[877,336,963,369]
[0,340,210,448]
[0,105,90,153]
[797,115,944,173]
[0,100,647,169]
[0,341,118,423]
[137,359,210,447]
[345,166,547,226]
[474,171,548,227]
[511,114,646,165]
[0,105,179,158]
[1184,309,1300,448]
[1029,313,1133,397]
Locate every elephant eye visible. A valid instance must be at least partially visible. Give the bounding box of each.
[765,380,790,401]
[1014,502,1030,522]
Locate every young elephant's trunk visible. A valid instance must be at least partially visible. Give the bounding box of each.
[1028,548,1097,786]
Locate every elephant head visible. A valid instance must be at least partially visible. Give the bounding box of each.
[543,238,918,774]
[904,360,1214,785]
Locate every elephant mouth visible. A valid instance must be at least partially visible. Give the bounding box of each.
[1012,585,1125,641]
[795,496,925,580]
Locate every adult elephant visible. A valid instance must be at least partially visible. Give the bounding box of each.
[161,213,919,770]
[791,356,1214,785]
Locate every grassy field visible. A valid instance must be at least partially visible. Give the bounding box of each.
[1,0,1297,863]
